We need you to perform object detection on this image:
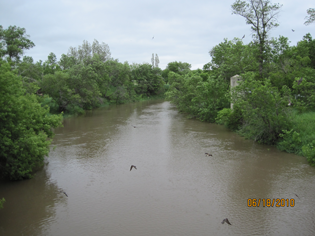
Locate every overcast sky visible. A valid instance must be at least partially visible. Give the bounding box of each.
[0,0,314,69]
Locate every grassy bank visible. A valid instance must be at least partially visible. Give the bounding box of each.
[276,110,315,165]
[216,106,315,165]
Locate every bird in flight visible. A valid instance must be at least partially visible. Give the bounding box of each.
[130,165,137,171]
[292,29,295,32]
[221,218,231,225]
[205,153,212,156]
[152,36,154,39]
[59,190,68,197]
[242,35,245,39]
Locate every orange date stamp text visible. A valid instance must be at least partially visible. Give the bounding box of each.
[247,198,295,207]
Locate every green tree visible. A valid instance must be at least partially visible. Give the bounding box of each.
[0,26,5,58]
[165,71,185,105]
[104,59,132,103]
[58,54,76,71]
[166,71,229,122]
[0,25,35,63]
[231,72,292,144]
[67,39,111,65]
[91,39,112,62]
[292,75,315,111]
[131,63,164,96]
[268,35,315,90]
[18,56,43,80]
[231,0,282,78]
[16,56,43,94]
[67,63,102,109]
[304,8,315,25]
[191,75,229,122]
[0,62,62,180]
[40,71,80,113]
[209,38,258,80]
[43,52,61,75]
[302,33,315,69]
[167,61,191,75]
[87,54,111,99]
[162,61,191,83]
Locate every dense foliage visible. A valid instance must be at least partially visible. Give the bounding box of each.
[1,0,315,185]
[1,31,166,115]
[166,33,315,147]
[0,62,63,180]
[0,25,35,63]
[231,0,282,78]
[164,0,315,165]
[34,49,164,114]
[0,24,166,181]
[0,25,167,179]
[166,70,229,122]
[231,73,293,144]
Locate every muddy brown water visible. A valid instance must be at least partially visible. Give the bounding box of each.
[0,100,315,236]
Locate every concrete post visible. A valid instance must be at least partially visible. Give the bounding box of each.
[230,75,242,109]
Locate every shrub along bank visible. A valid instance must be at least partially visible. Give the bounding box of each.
[165,33,315,166]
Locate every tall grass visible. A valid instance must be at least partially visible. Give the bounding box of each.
[292,111,315,143]
[277,110,315,165]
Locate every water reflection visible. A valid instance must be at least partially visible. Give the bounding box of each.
[0,165,66,236]
[0,100,315,236]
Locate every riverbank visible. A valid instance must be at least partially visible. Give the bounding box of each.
[276,110,315,165]
[215,107,315,166]
[60,94,166,119]
[2,100,315,235]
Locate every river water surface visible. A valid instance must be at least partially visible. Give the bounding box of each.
[0,100,315,236]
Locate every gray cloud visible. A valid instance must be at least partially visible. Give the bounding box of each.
[0,0,313,69]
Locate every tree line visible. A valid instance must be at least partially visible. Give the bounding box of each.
[0,0,314,189]
[165,1,315,166]
[0,25,167,182]
[0,0,314,211]
[16,40,165,114]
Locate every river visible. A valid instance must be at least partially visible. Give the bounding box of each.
[0,100,314,236]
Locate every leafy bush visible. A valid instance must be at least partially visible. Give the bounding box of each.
[166,72,229,123]
[227,105,244,131]
[163,84,170,92]
[302,141,315,166]
[277,129,303,154]
[292,75,315,111]
[216,106,244,131]
[66,104,85,115]
[215,108,232,125]
[39,96,59,113]
[192,75,229,122]
[231,73,293,144]
[0,62,63,180]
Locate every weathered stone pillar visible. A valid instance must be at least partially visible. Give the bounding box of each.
[230,75,242,109]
